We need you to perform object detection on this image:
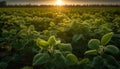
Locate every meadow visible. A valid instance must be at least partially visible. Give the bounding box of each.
[0,7,120,69]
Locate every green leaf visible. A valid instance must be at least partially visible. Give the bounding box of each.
[88,39,100,50]
[105,45,119,54]
[48,36,56,46]
[72,34,83,42]
[33,53,50,66]
[50,22,55,27]
[36,38,49,49]
[29,25,35,31]
[92,56,103,68]
[79,58,89,65]
[53,50,66,67]
[65,54,78,65]
[58,43,72,52]
[54,50,62,57]
[104,55,119,67]
[84,50,97,55]
[20,24,27,29]
[101,32,113,45]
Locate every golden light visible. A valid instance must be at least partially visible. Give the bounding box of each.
[56,0,63,6]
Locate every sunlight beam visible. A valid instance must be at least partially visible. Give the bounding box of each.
[56,0,63,6]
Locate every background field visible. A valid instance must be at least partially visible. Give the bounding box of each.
[0,7,120,69]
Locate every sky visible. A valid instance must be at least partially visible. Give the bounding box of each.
[0,0,120,5]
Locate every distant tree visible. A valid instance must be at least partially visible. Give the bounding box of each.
[0,1,7,7]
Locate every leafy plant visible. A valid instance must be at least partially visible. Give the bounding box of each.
[84,32,120,69]
[33,36,78,69]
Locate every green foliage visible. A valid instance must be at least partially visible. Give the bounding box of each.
[33,53,50,66]
[48,36,57,46]
[92,56,103,69]
[33,36,78,69]
[101,32,113,45]
[84,50,97,55]
[36,38,49,49]
[53,50,66,67]
[58,43,72,52]
[86,32,119,55]
[72,34,84,42]
[78,58,89,65]
[66,54,78,65]
[88,39,100,50]
[105,45,119,54]
[0,7,120,69]
[84,32,120,69]
[49,22,55,27]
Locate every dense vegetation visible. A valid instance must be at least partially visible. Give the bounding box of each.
[0,7,120,69]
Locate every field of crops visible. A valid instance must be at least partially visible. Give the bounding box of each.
[0,7,120,69]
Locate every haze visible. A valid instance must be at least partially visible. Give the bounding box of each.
[0,0,120,5]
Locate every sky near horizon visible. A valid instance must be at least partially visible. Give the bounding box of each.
[0,0,120,5]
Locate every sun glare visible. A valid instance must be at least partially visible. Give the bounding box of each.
[56,0,63,6]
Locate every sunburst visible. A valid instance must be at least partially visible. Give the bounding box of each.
[56,0,63,6]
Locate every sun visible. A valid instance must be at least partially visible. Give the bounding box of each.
[56,0,63,6]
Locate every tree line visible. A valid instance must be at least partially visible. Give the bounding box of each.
[0,1,7,7]
[0,1,120,7]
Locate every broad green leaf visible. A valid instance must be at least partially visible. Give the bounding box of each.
[54,56,66,67]
[54,50,62,57]
[58,43,72,52]
[84,50,97,55]
[54,50,66,67]
[104,55,119,66]
[101,32,113,45]
[92,56,103,68]
[88,39,100,50]
[33,53,50,66]
[48,36,56,46]
[65,54,78,65]
[105,45,119,54]
[72,34,83,42]
[78,58,89,65]
[36,38,49,49]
